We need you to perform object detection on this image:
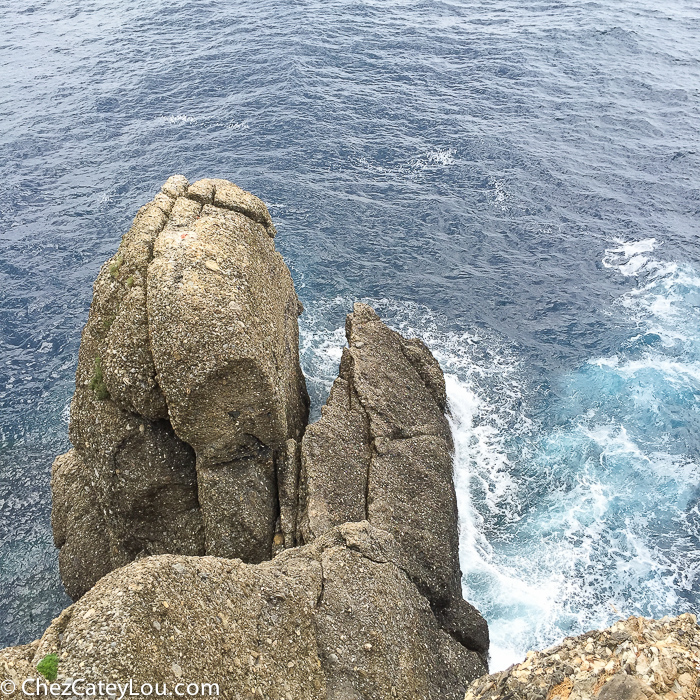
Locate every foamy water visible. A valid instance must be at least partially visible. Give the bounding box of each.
[450,241,700,670]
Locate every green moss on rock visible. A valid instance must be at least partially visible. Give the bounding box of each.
[109,255,124,279]
[36,654,58,682]
[89,355,110,400]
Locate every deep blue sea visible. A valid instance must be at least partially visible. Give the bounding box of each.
[1,0,699,671]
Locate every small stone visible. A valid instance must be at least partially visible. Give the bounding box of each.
[204,259,220,271]
[152,621,161,631]
[171,663,182,678]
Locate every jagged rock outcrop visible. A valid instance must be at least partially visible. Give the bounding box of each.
[465,614,700,700]
[54,176,309,598]
[39,177,492,700]
[1,523,486,700]
[297,303,489,658]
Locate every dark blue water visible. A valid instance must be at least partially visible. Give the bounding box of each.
[1,0,699,669]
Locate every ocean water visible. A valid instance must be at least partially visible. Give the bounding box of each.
[1,0,699,671]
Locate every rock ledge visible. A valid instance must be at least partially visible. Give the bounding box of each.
[465,614,700,700]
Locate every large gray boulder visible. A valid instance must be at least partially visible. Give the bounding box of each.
[297,303,489,658]
[1,523,486,700]
[56,176,309,598]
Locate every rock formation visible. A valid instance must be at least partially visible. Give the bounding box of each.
[0,523,485,700]
[464,614,700,700]
[54,176,309,598]
[297,303,489,658]
[20,176,494,699]
[51,451,113,600]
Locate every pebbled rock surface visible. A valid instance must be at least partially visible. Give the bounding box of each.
[0,641,39,699]
[1,523,486,700]
[50,450,112,600]
[297,302,488,658]
[464,614,700,700]
[57,176,309,598]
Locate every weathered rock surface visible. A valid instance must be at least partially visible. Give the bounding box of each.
[0,641,40,697]
[50,450,112,600]
[1,523,486,700]
[57,176,309,598]
[39,177,492,700]
[465,614,700,700]
[297,302,489,658]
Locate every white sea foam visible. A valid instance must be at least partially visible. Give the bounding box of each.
[602,237,659,276]
[349,147,457,180]
[489,178,509,210]
[454,240,700,668]
[297,298,348,416]
[411,147,457,172]
[164,114,198,124]
[227,119,249,131]
[425,148,456,166]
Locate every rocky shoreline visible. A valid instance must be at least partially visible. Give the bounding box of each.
[464,614,700,700]
[2,178,699,699]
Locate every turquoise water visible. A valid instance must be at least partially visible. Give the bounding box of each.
[1,0,699,669]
